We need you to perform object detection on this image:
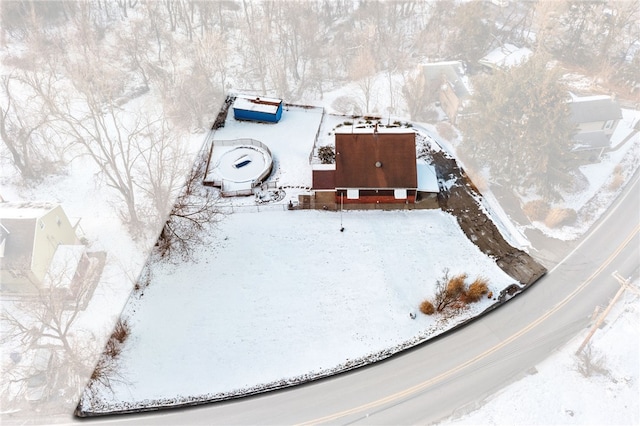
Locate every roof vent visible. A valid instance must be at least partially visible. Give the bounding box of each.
[375,161,382,168]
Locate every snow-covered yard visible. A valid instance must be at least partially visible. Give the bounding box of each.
[80,208,516,413]
[444,290,639,425]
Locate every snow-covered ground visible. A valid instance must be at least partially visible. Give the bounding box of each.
[2,62,638,422]
[443,290,639,425]
[214,103,325,189]
[78,106,521,412]
[81,208,515,413]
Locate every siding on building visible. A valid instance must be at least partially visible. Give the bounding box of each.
[233,96,283,123]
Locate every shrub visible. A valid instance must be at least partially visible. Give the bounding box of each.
[104,337,122,358]
[318,145,335,164]
[429,271,492,314]
[434,271,467,312]
[419,300,435,315]
[111,319,130,344]
[466,278,489,302]
[103,319,130,359]
[523,199,550,222]
[544,207,577,228]
[608,165,624,191]
[447,273,467,297]
[575,343,609,378]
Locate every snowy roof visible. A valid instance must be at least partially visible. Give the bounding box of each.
[0,202,57,219]
[568,95,622,123]
[312,164,336,171]
[233,96,282,115]
[479,43,532,69]
[416,161,439,193]
[334,126,416,135]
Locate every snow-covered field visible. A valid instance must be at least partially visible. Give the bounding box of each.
[444,290,639,425]
[81,208,516,413]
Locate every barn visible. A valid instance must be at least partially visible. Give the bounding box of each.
[232,95,283,123]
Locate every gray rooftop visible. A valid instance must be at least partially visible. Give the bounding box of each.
[569,97,622,124]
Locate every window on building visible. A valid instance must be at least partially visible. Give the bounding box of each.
[394,189,408,199]
[347,189,359,200]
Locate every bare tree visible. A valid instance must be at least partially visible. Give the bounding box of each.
[349,47,377,113]
[0,73,64,180]
[134,115,193,231]
[0,254,102,415]
[432,269,467,312]
[155,152,223,260]
[56,96,145,232]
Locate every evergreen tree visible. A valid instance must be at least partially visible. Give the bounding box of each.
[460,54,578,200]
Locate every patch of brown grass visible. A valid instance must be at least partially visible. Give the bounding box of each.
[523,199,550,222]
[544,208,578,228]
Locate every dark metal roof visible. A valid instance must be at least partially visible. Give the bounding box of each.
[312,169,336,190]
[569,98,622,124]
[334,132,417,189]
[573,131,610,150]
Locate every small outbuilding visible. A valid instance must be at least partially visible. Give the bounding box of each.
[233,95,283,123]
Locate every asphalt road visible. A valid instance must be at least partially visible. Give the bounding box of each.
[90,173,639,425]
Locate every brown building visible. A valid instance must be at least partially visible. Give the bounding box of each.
[313,128,419,205]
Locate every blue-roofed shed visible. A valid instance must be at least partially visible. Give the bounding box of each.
[233,96,283,123]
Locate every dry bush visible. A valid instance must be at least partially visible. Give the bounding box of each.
[103,319,130,359]
[466,277,489,302]
[608,165,625,191]
[436,121,457,141]
[523,199,550,222]
[574,344,609,378]
[447,273,467,296]
[544,207,578,228]
[430,271,491,314]
[111,319,130,344]
[433,272,467,312]
[104,337,122,358]
[419,300,435,315]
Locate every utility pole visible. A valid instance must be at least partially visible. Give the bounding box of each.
[576,271,638,355]
[340,193,344,232]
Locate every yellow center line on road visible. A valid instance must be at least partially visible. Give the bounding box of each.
[298,224,640,425]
